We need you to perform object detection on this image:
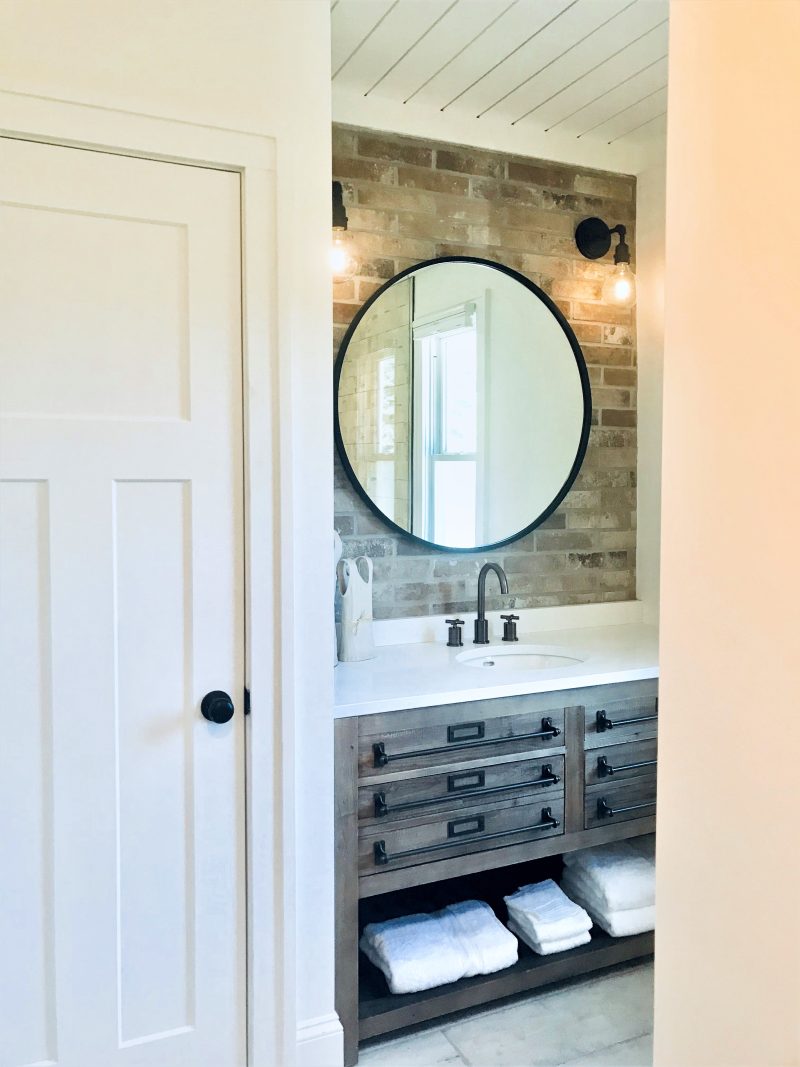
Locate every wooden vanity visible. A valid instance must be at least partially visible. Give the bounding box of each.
[335,676,658,1065]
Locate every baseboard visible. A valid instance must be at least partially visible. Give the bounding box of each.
[296,1012,344,1067]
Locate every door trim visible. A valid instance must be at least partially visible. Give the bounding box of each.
[0,90,324,1067]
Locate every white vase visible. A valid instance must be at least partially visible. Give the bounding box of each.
[337,555,376,662]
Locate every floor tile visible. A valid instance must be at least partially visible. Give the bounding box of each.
[442,964,654,1067]
[358,1028,466,1066]
[562,1032,653,1066]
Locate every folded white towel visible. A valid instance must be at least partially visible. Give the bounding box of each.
[508,908,590,952]
[504,879,593,944]
[360,911,467,994]
[507,917,591,956]
[561,842,655,911]
[561,872,655,938]
[360,900,518,995]
[440,900,519,978]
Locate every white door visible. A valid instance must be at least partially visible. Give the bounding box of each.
[0,138,246,1067]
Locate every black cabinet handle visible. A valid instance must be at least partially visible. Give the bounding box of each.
[597,755,657,777]
[595,709,658,733]
[373,765,561,818]
[597,797,656,819]
[373,807,560,865]
[372,717,562,767]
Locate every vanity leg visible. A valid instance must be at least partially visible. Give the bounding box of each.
[564,706,585,836]
[335,718,360,1066]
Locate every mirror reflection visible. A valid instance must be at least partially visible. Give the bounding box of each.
[335,258,590,551]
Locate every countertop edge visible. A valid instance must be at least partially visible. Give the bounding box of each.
[334,664,659,719]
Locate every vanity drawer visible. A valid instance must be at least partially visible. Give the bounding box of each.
[358,754,564,825]
[584,739,658,788]
[359,795,565,876]
[358,705,566,777]
[583,693,658,749]
[584,776,657,830]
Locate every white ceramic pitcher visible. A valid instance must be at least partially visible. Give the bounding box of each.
[337,555,376,662]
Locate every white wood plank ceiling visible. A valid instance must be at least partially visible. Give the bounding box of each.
[331,0,668,150]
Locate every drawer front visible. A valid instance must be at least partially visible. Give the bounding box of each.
[359,706,566,777]
[359,754,565,825]
[584,739,658,788]
[584,775,657,829]
[359,796,565,876]
[584,694,658,749]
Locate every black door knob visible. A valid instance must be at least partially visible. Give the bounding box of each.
[201,690,235,724]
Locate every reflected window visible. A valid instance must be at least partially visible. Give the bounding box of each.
[413,302,481,547]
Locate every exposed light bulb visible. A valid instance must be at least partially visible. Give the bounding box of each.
[602,261,637,309]
[331,230,354,277]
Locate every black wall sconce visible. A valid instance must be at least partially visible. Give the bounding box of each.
[331,180,353,276]
[575,216,637,309]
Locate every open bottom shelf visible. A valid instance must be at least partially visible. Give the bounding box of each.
[359,927,654,1041]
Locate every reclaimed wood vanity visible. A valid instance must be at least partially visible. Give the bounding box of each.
[335,642,658,1065]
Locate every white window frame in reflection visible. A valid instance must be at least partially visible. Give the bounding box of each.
[411,295,487,547]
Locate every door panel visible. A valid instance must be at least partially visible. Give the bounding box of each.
[0,138,245,1067]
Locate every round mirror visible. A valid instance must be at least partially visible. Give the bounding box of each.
[335,256,591,552]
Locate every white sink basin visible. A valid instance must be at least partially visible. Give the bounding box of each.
[456,644,584,672]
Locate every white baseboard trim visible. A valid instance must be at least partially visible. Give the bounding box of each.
[296,1012,343,1067]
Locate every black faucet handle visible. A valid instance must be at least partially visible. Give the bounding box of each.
[445,619,465,648]
[501,613,519,643]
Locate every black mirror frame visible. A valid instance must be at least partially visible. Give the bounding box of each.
[333,255,593,554]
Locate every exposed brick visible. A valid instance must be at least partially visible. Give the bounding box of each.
[573,301,633,326]
[572,322,603,344]
[574,172,635,202]
[470,177,541,204]
[358,133,433,168]
[582,344,634,367]
[333,156,396,184]
[332,123,638,619]
[603,324,635,345]
[357,279,383,301]
[357,183,437,214]
[507,160,574,190]
[397,165,469,195]
[604,367,637,386]
[602,409,637,428]
[592,386,632,408]
[436,148,505,179]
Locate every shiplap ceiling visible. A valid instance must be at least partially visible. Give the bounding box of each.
[331,0,668,151]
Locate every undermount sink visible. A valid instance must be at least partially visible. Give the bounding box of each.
[456,644,584,672]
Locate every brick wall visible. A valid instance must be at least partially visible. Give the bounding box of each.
[333,124,637,621]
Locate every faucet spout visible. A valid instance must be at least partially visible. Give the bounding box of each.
[474,562,510,644]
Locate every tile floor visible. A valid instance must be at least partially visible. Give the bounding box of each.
[358,960,653,1067]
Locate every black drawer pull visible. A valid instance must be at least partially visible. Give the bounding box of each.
[372,717,562,767]
[596,709,658,733]
[597,755,657,777]
[597,797,656,819]
[373,765,561,818]
[373,807,560,865]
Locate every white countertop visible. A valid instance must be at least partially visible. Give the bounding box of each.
[334,622,659,717]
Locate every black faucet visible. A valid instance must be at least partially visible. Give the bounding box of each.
[474,562,509,644]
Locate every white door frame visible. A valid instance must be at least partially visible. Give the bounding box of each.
[0,91,300,1067]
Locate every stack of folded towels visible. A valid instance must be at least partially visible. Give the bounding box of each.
[560,835,656,937]
[360,899,518,994]
[504,878,593,955]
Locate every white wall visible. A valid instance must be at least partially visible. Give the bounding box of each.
[635,157,666,623]
[0,3,338,1065]
[654,2,800,1064]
